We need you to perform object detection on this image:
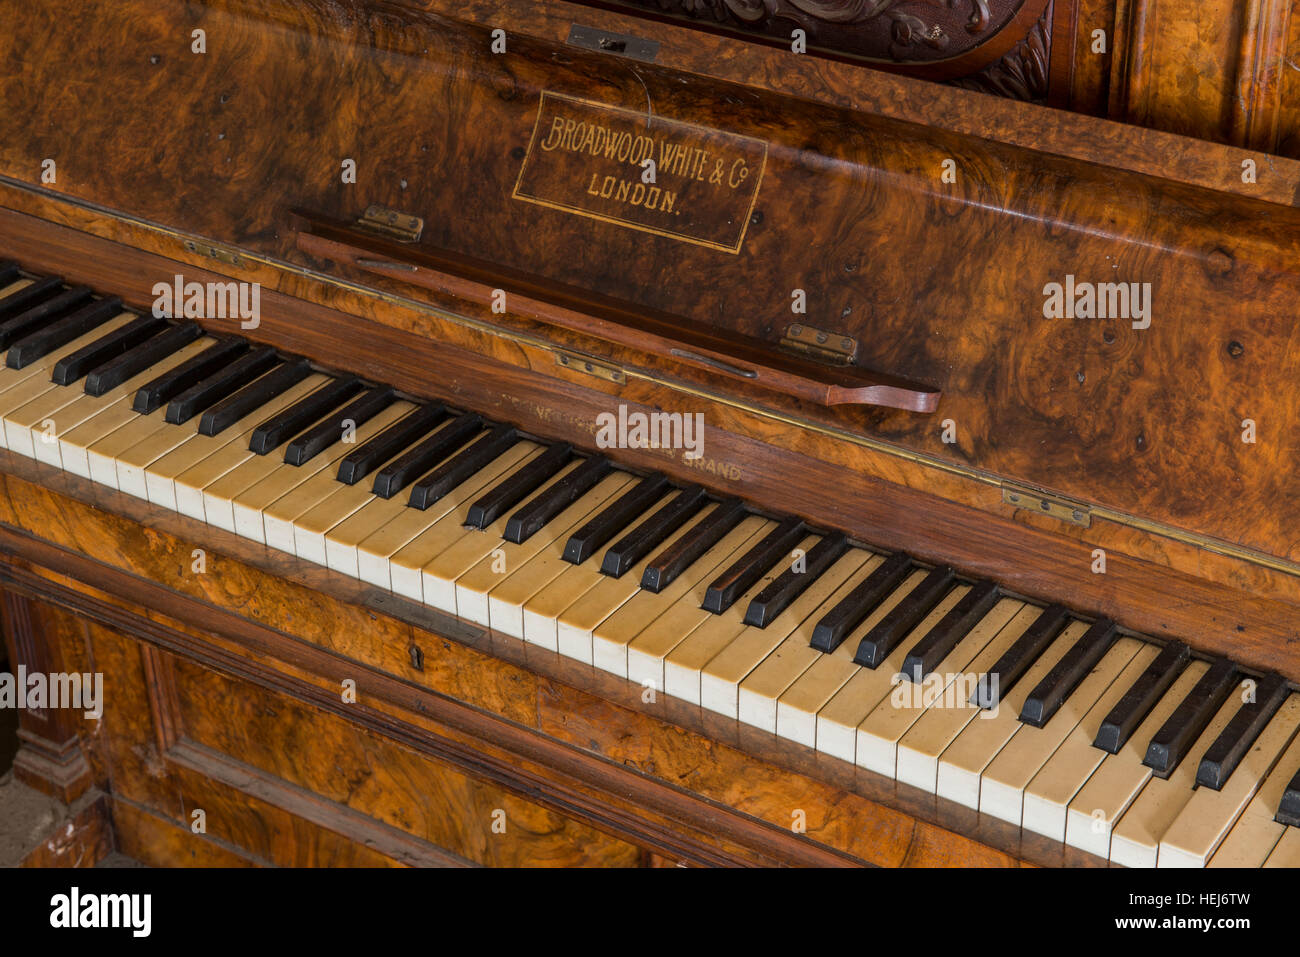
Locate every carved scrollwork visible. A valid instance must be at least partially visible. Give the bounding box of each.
[626,0,1001,58]
[948,12,1049,102]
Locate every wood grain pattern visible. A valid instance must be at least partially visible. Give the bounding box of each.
[5,0,1300,870]
[3,187,1300,670]
[2,593,96,802]
[3,0,1300,567]
[0,464,1064,867]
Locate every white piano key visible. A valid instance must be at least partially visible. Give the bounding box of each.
[894,604,1042,793]
[1263,827,1300,867]
[234,403,412,545]
[699,549,872,719]
[733,561,915,735]
[1209,729,1300,867]
[553,492,695,664]
[142,374,329,510]
[1020,642,1161,842]
[814,583,971,763]
[854,597,1024,778]
[417,459,590,615]
[376,445,541,598]
[934,620,1084,810]
[773,569,933,748]
[1107,682,1245,868]
[978,637,1143,826]
[1063,660,1209,858]
[661,535,819,706]
[624,518,778,688]
[1158,694,1300,867]
[452,471,635,626]
[589,515,768,676]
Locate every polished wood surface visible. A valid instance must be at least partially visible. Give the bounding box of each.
[1,212,1296,678]
[2,0,1299,568]
[0,454,1082,866]
[1,0,1298,869]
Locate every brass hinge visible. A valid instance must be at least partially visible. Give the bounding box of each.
[182,239,243,267]
[555,350,625,384]
[357,205,424,243]
[780,323,857,365]
[1001,483,1092,528]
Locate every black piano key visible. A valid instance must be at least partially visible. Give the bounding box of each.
[248,376,363,454]
[408,424,519,510]
[1196,673,1289,791]
[164,345,280,424]
[1143,657,1239,778]
[743,533,851,628]
[970,604,1070,710]
[809,552,912,654]
[640,498,746,593]
[901,580,1002,683]
[1019,618,1118,728]
[1277,769,1300,827]
[0,261,18,286]
[466,442,574,529]
[0,274,61,313]
[336,404,449,486]
[702,516,806,614]
[1093,640,1191,754]
[503,455,612,544]
[283,386,396,466]
[133,338,249,414]
[49,314,166,386]
[7,297,124,369]
[852,564,957,667]
[84,322,202,397]
[563,474,672,566]
[0,277,76,335]
[0,285,94,350]
[371,413,483,499]
[0,274,60,310]
[197,358,313,436]
[601,485,708,578]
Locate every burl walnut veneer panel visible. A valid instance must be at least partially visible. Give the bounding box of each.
[3,0,1298,570]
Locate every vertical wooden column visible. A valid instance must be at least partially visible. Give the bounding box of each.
[1,589,94,802]
[1228,0,1295,151]
[1106,0,1296,151]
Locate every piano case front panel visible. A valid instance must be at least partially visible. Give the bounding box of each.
[4,0,1299,570]
[0,450,1069,866]
[2,0,1299,868]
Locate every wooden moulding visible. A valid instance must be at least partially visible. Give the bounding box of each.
[0,208,1296,678]
[0,454,1108,867]
[289,209,943,412]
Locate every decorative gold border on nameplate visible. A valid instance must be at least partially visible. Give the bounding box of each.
[511,91,768,254]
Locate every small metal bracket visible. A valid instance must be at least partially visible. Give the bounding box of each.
[567,24,660,63]
[1002,483,1091,528]
[555,350,625,384]
[780,324,858,366]
[357,205,424,243]
[182,239,243,268]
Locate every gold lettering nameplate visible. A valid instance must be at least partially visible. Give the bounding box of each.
[513,91,767,254]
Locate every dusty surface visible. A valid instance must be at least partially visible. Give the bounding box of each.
[0,772,68,866]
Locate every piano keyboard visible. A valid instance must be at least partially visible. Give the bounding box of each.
[2,265,1298,868]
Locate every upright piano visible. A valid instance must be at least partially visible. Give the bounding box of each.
[2,0,1299,867]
